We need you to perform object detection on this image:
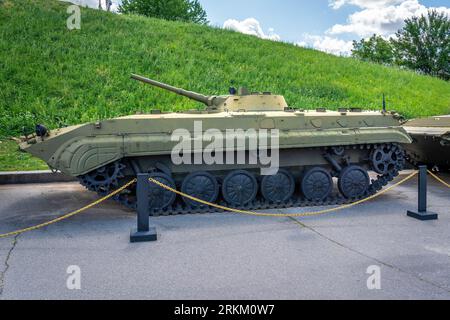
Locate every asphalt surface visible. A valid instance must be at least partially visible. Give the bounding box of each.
[0,172,449,300]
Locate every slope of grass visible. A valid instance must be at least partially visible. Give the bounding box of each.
[1,0,450,171]
[0,140,47,171]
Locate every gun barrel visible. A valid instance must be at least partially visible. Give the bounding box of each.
[131,74,212,106]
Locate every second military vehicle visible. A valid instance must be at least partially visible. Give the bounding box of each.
[20,75,412,215]
[403,115,450,171]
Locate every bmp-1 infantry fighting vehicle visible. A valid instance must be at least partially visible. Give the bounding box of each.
[20,75,412,215]
[403,115,450,171]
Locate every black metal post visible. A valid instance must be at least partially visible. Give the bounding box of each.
[130,173,157,242]
[407,166,438,221]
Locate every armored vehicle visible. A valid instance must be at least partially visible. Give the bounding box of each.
[20,75,412,215]
[403,115,450,171]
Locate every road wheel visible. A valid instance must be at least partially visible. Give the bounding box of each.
[181,171,219,207]
[148,172,177,211]
[338,165,370,199]
[222,170,258,206]
[301,167,333,201]
[261,169,295,203]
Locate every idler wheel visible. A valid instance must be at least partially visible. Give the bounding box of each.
[148,172,177,211]
[181,171,219,208]
[371,144,403,175]
[222,170,258,206]
[338,165,370,199]
[261,169,295,203]
[301,167,333,201]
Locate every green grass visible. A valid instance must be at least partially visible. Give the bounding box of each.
[1,0,450,171]
[0,139,48,171]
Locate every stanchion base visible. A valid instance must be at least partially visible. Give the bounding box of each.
[130,227,157,243]
[407,211,438,221]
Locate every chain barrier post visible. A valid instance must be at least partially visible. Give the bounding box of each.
[130,173,157,243]
[407,166,438,221]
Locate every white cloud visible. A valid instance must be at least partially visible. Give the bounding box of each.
[327,0,450,37]
[304,1,449,56]
[223,18,281,41]
[297,34,354,56]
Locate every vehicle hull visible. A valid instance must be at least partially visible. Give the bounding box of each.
[21,111,411,176]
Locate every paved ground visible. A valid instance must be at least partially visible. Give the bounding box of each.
[0,172,449,300]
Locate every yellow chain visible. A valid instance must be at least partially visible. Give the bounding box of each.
[428,170,450,188]
[3,168,444,240]
[0,179,137,239]
[149,171,419,218]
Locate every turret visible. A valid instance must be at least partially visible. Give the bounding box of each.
[131,74,288,112]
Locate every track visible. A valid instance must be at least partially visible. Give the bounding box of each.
[78,143,405,216]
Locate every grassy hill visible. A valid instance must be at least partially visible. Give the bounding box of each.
[1,0,450,170]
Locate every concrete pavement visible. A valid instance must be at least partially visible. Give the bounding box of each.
[0,173,449,299]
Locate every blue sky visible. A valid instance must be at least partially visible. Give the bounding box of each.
[199,0,450,55]
[200,0,360,42]
[200,0,448,42]
[70,0,450,55]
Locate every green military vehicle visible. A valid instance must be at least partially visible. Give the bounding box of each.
[20,75,412,215]
[403,115,450,171]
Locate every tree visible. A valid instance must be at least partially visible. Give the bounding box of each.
[351,34,394,65]
[392,10,450,80]
[118,0,208,25]
[185,0,208,24]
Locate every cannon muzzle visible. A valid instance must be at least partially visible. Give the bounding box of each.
[131,74,214,106]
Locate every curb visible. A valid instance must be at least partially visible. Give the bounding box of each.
[0,170,76,185]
